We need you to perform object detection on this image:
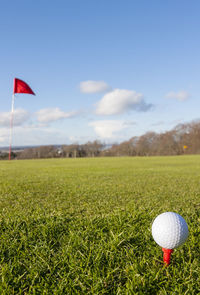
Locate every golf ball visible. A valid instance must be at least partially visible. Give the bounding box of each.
[152,212,189,249]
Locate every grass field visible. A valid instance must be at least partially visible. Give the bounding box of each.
[0,156,200,294]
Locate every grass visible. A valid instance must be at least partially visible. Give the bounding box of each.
[0,156,200,294]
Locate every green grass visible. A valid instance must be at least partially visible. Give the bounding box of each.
[0,156,200,294]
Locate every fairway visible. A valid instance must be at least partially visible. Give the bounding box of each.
[0,156,200,294]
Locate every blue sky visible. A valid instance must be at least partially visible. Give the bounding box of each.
[0,0,200,146]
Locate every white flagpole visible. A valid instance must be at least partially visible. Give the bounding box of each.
[9,94,15,160]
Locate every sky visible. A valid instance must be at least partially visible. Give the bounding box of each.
[0,0,200,147]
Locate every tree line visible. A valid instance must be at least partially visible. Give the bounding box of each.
[2,120,200,160]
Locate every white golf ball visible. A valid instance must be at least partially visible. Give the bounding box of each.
[152,212,189,249]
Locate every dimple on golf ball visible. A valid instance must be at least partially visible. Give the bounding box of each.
[152,212,189,249]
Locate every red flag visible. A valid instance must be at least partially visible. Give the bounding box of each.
[13,78,35,95]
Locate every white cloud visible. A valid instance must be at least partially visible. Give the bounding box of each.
[0,108,30,127]
[0,128,7,143]
[80,80,111,93]
[96,89,152,115]
[36,108,77,123]
[165,91,190,101]
[89,120,126,139]
[0,137,5,143]
[151,121,165,127]
[0,124,69,147]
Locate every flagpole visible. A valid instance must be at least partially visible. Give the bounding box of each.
[9,94,15,160]
[8,78,35,160]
